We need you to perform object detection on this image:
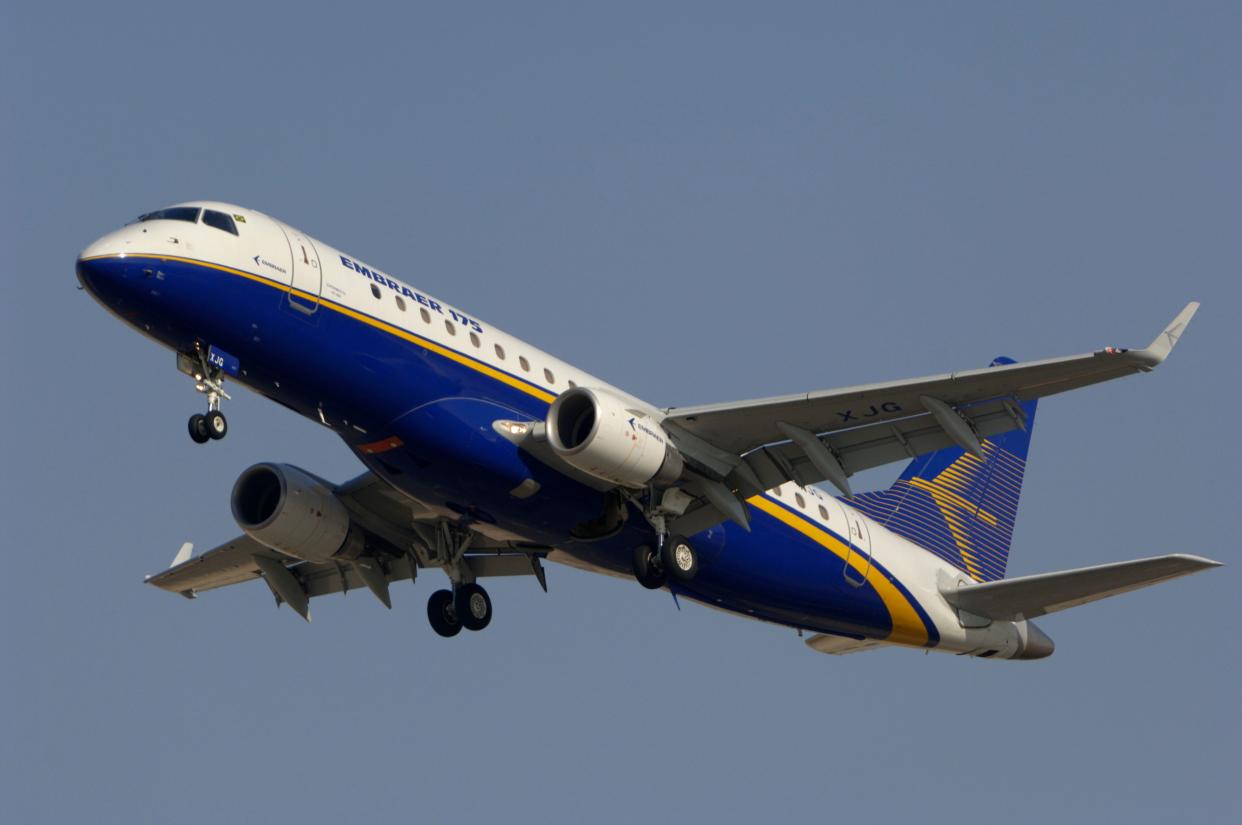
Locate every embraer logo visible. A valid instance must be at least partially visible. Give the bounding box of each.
[252,254,287,275]
[628,416,665,444]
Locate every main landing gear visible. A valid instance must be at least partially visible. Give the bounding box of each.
[631,534,699,590]
[426,583,494,638]
[627,487,701,590]
[415,521,500,638]
[183,346,231,444]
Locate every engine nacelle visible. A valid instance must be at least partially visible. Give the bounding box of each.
[230,463,362,563]
[546,387,683,488]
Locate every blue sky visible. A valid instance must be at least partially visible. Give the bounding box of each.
[2,3,1238,823]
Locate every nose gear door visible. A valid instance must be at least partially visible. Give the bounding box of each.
[278,224,323,314]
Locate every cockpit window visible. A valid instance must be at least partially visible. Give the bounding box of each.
[138,207,201,223]
[202,210,239,235]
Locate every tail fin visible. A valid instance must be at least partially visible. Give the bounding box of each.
[849,358,1036,582]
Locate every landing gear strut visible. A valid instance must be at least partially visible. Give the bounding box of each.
[629,486,700,589]
[417,522,497,637]
[183,345,231,444]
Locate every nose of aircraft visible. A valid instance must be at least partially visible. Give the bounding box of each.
[1015,621,1055,660]
[76,248,125,300]
[76,228,138,301]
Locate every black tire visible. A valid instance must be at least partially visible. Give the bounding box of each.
[205,410,228,440]
[455,583,493,631]
[427,589,461,637]
[661,534,699,582]
[631,544,666,590]
[188,414,210,444]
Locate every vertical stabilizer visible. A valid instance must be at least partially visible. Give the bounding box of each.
[848,358,1036,582]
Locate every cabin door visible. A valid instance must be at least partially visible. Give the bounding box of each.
[279,225,323,314]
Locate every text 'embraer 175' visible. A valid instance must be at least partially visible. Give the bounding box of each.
[76,200,1219,659]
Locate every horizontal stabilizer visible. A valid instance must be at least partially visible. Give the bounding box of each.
[942,554,1221,621]
[805,634,890,655]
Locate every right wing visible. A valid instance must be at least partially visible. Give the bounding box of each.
[145,471,549,620]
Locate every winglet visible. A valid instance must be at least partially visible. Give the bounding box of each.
[1134,301,1199,367]
[171,542,194,568]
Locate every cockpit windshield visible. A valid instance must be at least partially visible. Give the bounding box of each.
[138,206,201,223]
[202,209,238,235]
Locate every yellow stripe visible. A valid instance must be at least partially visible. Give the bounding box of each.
[84,254,557,404]
[747,496,929,646]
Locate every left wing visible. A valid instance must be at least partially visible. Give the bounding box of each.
[662,304,1197,532]
[666,303,1197,456]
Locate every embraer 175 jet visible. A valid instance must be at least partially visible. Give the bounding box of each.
[77,201,1219,659]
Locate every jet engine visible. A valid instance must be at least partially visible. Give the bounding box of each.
[231,463,363,562]
[545,387,683,488]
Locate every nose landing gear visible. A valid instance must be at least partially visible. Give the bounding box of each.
[181,347,232,444]
[188,410,228,443]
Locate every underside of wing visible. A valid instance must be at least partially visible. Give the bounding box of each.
[145,471,550,620]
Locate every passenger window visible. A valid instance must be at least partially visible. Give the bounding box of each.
[202,210,238,235]
[420,308,431,323]
[494,344,506,360]
[819,505,829,520]
[445,320,456,335]
[519,356,530,372]
[395,296,406,311]
[138,206,201,223]
[370,284,381,299]
[567,380,577,388]
[544,368,555,383]
[795,493,806,509]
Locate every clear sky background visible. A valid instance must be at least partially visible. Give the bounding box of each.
[2,3,1238,823]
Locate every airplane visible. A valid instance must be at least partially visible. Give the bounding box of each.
[75,200,1220,659]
